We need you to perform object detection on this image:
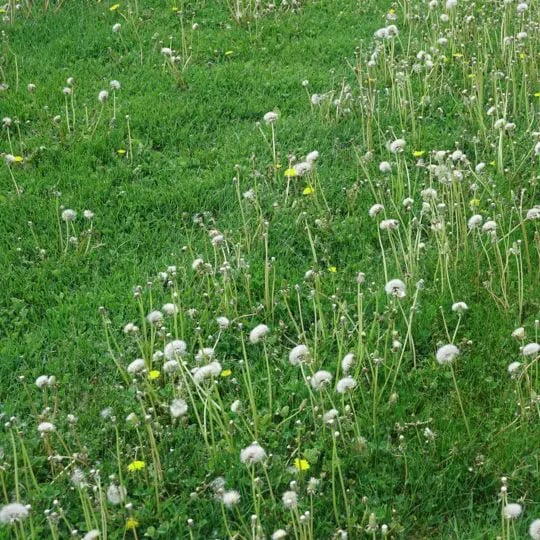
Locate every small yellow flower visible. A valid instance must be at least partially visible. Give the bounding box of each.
[14,156,24,163]
[303,186,315,195]
[489,160,496,166]
[220,369,232,377]
[149,370,160,380]
[127,460,145,472]
[452,53,463,58]
[224,50,234,56]
[519,52,526,59]
[275,163,282,169]
[117,149,126,155]
[0,8,5,13]
[110,3,120,11]
[469,198,480,208]
[294,458,310,471]
[328,266,337,273]
[388,8,395,14]
[412,150,425,158]
[284,168,297,178]
[534,92,540,97]
[125,517,139,530]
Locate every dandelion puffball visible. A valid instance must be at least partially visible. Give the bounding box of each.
[240,442,267,465]
[0,502,29,524]
[289,344,309,365]
[530,519,540,540]
[282,490,298,509]
[336,376,357,394]
[222,490,241,508]
[522,343,539,356]
[170,398,188,418]
[249,323,269,344]
[385,279,406,298]
[503,503,522,519]
[436,344,460,364]
[98,90,109,103]
[263,111,278,124]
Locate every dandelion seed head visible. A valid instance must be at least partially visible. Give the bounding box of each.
[272,530,288,540]
[110,80,121,90]
[98,90,109,103]
[336,376,357,394]
[388,138,406,153]
[342,353,355,373]
[289,344,309,365]
[282,490,298,509]
[522,343,539,356]
[503,503,522,519]
[37,422,55,433]
[170,398,188,418]
[83,530,101,540]
[530,519,540,540]
[369,204,384,218]
[146,310,163,325]
[0,503,29,524]
[164,340,186,360]
[222,490,241,508]
[385,279,406,298]
[127,359,146,374]
[310,370,333,390]
[240,443,267,465]
[468,214,483,230]
[263,111,278,124]
[112,23,121,32]
[106,484,126,505]
[249,324,269,344]
[451,302,468,313]
[61,209,77,222]
[436,344,460,365]
[380,219,399,230]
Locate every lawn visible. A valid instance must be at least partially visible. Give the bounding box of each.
[0,0,539,538]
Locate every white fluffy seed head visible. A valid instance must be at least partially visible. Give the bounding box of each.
[451,302,468,314]
[249,324,269,344]
[282,490,298,509]
[222,490,241,508]
[263,111,278,124]
[170,398,188,418]
[503,503,522,519]
[336,376,357,394]
[289,344,310,366]
[385,279,406,298]
[98,90,109,103]
[310,370,333,390]
[240,443,267,465]
[341,353,355,373]
[436,344,460,365]
[0,503,29,523]
[522,343,539,356]
[106,484,126,505]
[164,340,187,360]
[127,358,146,374]
[530,519,540,540]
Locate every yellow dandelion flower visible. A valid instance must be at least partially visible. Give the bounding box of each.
[275,163,282,169]
[127,460,145,472]
[125,517,139,530]
[519,52,526,59]
[489,161,496,166]
[220,369,232,377]
[388,8,395,14]
[110,3,120,11]
[293,458,310,471]
[14,156,24,163]
[224,51,234,56]
[284,168,297,178]
[534,92,540,97]
[117,149,126,155]
[469,198,480,208]
[452,53,463,58]
[303,186,315,195]
[412,150,425,158]
[328,266,337,273]
[148,370,160,380]
[0,8,5,13]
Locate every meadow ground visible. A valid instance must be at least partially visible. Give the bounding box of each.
[0,0,539,538]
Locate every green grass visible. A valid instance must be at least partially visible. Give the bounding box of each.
[1,0,539,538]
